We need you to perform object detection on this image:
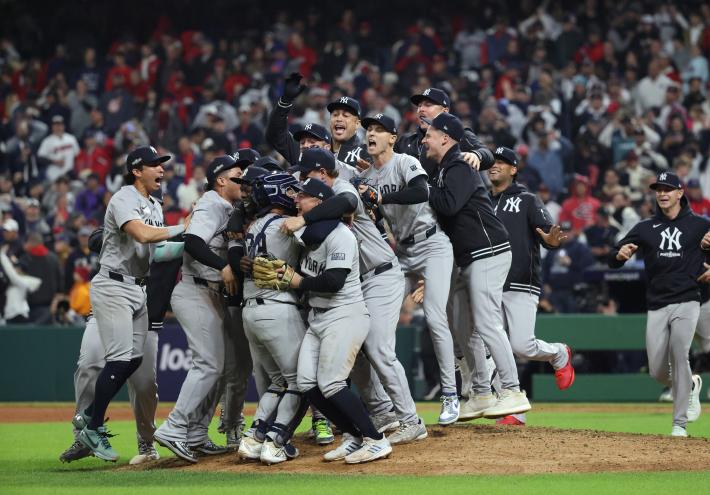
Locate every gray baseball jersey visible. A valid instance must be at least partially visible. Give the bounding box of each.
[99,185,164,277]
[299,223,362,308]
[243,213,301,304]
[336,160,358,182]
[332,178,396,273]
[181,190,234,281]
[359,153,438,242]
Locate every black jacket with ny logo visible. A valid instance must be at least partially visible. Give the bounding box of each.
[490,183,557,296]
[609,197,710,310]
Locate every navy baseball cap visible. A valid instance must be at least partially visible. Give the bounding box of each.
[327,96,361,117]
[292,177,334,200]
[650,171,682,191]
[493,146,519,167]
[232,148,261,168]
[362,113,397,134]
[293,122,331,143]
[126,145,171,171]
[410,88,450,108]
[423,113,464,142]
[298,147,335,174]
[206,155,240,187]
[254,156,283,173]
[234,165,269,185]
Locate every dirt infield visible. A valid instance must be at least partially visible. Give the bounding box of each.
[130,425,710,476]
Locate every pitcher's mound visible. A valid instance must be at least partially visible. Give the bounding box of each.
[133,424,710,475]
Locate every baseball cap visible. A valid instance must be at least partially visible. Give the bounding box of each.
[51,115,65,124]
[2,218,19,232]
[292,178,334,200]
[293,123,331,143]
[493,146,519,167]
[326,96,361,118]
[650,171,682,190]
[25,198,40,208]
[422,113,464,142]
[126,145,171,171]
[687,178,701,189]
[410,88,450,108]
[235,166,269,185]
[232,148,261,169]
[253,157,283,173]
[206,155,241,187]
[361,113,397,134]
[298,147,335,174]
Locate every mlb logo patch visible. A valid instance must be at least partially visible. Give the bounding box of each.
[331,253,346,261]
[410,165,418,171]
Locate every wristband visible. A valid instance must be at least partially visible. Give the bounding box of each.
[166,225,185,237]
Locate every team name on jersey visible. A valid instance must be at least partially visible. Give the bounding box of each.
[302,255,325,275]
[145,218,164,227]
[377,184,399,195]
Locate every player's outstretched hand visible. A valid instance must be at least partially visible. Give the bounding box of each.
[462,152,481,170]
[616,243,638,261]
[280,216,306,235]
[701,231,710,249]
[282,73,306,104]
[240,256,253,274]
[536,225,567,247]
[411,280,425,304]
[698,263,710,283]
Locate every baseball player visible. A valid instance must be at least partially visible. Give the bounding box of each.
[265,73,359,181]
[279,178,392,463]
[458,146,575,424]
[76,146,188,462]
[232,172,307,465]
[609,171,709,437]
[423,114,531,419]
[280,145,425,442]
[60,225,183,465]
[357,114,460,425]
[154,155,243,462]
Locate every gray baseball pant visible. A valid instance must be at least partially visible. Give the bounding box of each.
[694,300,710,353]
[220,306,253,430]
[646,301,700,428]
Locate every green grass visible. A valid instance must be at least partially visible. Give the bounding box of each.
[1,403,710,495]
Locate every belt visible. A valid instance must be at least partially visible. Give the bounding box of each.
[102,268,147,286]
[192,277,224,291]
[243,297,302,309]
[360,261,394,282]
[311,307,332,314]
[400,226,436,245]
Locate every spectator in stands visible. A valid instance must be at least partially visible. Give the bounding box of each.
[687,179,710,217]
[37,115,80,182]
[63,226,99,292]
[609,191,640,241]
[616,150,655,201]
[23,199,52,245]
[527,128,572,200]
[0,244,41,324]
[584,207,619,263]
[74,173,104,219]
[234,105,263,149]
[19,231,63,323]
[1,218,24,259]
[68,264,91,318]
[537,183,561,224]
[559,175,600,234]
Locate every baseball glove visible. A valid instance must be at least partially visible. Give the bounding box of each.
[358,185,381,222]
[252,254,296,290]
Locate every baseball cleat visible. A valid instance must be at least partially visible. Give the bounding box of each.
[671,425,688,437]
[193,438,229,456]
[496,415,526,426]
[659,387,674,402]
[225,427,243,451]
[554,345,575,390]
[72,412,90,431]
[59,439,92,463]
[688,375,703,422]
[387,419,427,445]
[129,439,160,465]
[438,394,460,425]
[154,434,198,463]
[371,411,400,433]
[78,426,119,462]
[482,389,532,419]
[323,433,362,461]
[284,441,299,459]
[344,436,392,464]
[458,393,497,421]
[312,418,335,445]
[260,439,287,465]
[237,435,264,460]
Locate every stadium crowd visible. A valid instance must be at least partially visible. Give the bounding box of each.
[1,1,710,325]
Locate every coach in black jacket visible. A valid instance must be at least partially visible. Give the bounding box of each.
[609,171,710,437]
[425,113,531,420]
[394,87,494,180]
[488,147,575,404]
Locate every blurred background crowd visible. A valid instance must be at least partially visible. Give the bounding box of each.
[1,0,710,329]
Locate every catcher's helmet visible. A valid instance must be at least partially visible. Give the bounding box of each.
[251,172,299,212]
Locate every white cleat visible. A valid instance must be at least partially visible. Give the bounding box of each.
[237,435,263,460]
[438,394,460,425]
[458,394,497,421]
[259,440,287,465]
[688,375,702,423]
[323,433,362,462]
[671,425,688,437]
[129,439,160,465]
[344,436,392,464]
[371,411,400,433]
[387,419,427,445]
[483,389,532,419]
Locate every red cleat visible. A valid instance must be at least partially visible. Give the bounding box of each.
[555,345,575,390]
[496,415,525,426]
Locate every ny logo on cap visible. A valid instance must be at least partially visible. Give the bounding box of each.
[339,97,349,104]
[150,146,157,154]
[233,152,240,160]
[375,113,383,119]
[423,89,431,96]
[305,123,313,130]
[659,173,667,181]
[496,147,504,154]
